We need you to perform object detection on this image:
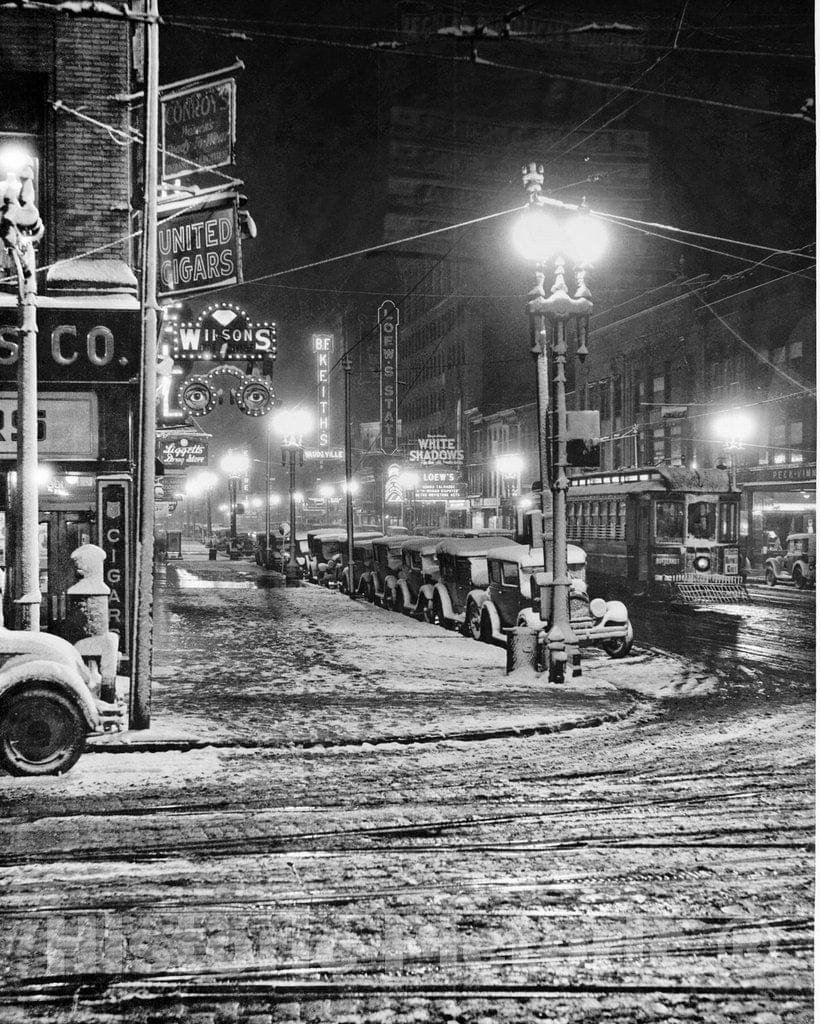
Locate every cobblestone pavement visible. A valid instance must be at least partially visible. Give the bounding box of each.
[0,551,813,1023]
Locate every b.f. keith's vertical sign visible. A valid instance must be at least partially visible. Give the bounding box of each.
[312,333,334,448]
[97,475,132,659]
[378,300,399,454]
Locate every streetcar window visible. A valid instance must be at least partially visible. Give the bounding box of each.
[718,501,738,543]
[655,500,684,541]
[687,501,716,540]
[502,561,519,585]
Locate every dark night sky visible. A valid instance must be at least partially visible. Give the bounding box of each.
[157,1,815,486]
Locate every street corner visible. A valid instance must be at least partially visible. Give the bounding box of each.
[583,649,719,699]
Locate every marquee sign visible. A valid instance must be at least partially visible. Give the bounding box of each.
[312,333,333,447]
[408,435,464,466]
[156,435,208,468]
[165,302,276,362]
[416,470,467,501]
[378,300,399,453]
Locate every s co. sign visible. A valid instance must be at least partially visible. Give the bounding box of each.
[0,307,140,382]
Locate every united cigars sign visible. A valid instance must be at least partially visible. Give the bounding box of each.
[378,300,399,453]
[161,77,236,181]
[158,203,241,298]
[156,435,208,469]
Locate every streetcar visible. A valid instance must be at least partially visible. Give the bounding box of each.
[564,466,746,603]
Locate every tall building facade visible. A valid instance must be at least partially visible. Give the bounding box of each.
[0,5,140,659]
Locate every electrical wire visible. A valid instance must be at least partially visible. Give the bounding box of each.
[162,18,815,125]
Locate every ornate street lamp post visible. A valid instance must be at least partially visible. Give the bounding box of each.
[513,162,607,683]
[273,408,313,585]
[714,410,753,491]
[220,452,249,560]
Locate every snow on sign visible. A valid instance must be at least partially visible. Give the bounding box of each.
[161,78,236,181]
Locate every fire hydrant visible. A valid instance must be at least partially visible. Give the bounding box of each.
[67,543,120,703]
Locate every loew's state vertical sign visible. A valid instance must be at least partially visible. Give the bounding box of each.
[378,300,399,454]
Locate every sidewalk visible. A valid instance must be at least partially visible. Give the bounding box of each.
[91,540,701,752]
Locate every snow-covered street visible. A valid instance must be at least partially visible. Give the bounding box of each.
[0,553,813,1023]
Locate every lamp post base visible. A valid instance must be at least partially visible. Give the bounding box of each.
[284,565,301,586]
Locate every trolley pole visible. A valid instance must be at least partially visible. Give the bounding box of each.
[0,163,44,631]
[132,0,160,728]
[343,352,355,598]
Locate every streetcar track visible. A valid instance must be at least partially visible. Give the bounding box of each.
[0,821,811,866]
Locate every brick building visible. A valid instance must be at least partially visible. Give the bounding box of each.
[0,4,140,658]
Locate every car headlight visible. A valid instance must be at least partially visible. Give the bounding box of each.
[589,597,607,619]
[693,555,711,572]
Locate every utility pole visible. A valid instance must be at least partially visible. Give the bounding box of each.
[0,163,44,631]
[132,0,160,728]
[343,352,354,598]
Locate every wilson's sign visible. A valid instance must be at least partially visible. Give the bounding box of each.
[165,302,276,362]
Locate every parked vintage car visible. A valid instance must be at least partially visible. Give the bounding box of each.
[466,543,634,658]
[428,535,519,630]
[364,535,408,606]
[764,532,816,589]
[265,532,309,574]
[307,530,383,585]
[334,538,378,595]
[390,537,441,616]
[0,628,123,776]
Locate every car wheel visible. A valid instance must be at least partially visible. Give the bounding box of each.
[793,565,807,589]
[464,599,482,640]
[434,593,453,630]
[389,588,404,613]
[765,567,777,587]
[602,635,633,659]
[0,686,87,777]
[480,608,495,643]
[421,599,436,624]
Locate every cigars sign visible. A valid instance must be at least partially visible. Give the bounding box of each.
[156,435,208,469]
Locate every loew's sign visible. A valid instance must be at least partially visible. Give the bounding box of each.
[158,203,241,298]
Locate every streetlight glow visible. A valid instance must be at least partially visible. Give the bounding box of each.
[0,142,34,175]
[511,207,563,262]
[220,451,249,477]
[273,408,313,445]
[714,410,754,447]
[495,453,524,477]
[318,484,335,499]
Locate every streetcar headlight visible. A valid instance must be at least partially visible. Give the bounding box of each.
[693,555,711,572]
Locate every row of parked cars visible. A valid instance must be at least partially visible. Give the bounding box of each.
[294,527,633,659]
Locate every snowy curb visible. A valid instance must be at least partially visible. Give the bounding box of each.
[84,703,639,754]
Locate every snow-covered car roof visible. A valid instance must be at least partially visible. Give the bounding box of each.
[485,543,587,566]
[435,536,519,558]
[400,536,439,555]
[372,534,413,549]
